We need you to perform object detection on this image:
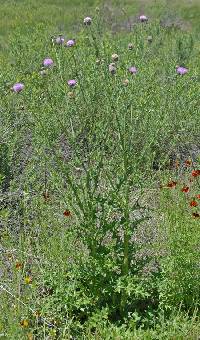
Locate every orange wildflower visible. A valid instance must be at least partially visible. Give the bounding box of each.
[191,170,200,177]
[15,261,22,270]
[181,186,189,193]
[190,200,198,207]
[166,181,177,188]
[196,194,200,200]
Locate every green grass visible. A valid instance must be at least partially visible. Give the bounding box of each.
[1,0,200,338]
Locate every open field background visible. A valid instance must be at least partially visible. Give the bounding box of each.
[0,0,200,339]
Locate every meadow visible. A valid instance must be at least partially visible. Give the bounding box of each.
[0,0,200,339]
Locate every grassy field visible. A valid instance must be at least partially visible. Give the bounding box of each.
[0,0,200,339]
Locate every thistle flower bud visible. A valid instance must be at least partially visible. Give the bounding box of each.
[55,36,65,45]
[111,53,119,62]
[84,17,92,25]
[123,79,129,86]
[109,63,116,75]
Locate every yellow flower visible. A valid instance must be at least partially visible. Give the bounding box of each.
[24,276,32,284]
[20,319,29,328]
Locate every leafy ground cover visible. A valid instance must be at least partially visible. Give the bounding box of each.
[0,0,200,339]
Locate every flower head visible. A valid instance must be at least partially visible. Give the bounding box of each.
[111,54,119,62]
[68,92,76,99]
[43,58,54,67]
[12,83,24,93]
[24,276,33,284]
[192,212,200,218]
[67,79,77,87]
[191,170,200,177]
[15,261,23,269]
[147,35,153,43]
[40,69,48,76]
[128,66,137,74]
[20,319,29,328]
[128,43,134,50]
[55,36,65,45]
[190,200,198,207]
[176,66,188,75]
[181,186,189,193]
[123,79,129,86]
[109,63,116,75]
[185,159,192,166]
[139,15,148,22]
[66,39,75,47]
[196,194,200,200]
[84,17,92,25]
[63,210,71,217]
[166,181,177,188]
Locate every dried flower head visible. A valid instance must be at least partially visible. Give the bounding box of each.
[147,35,153,43]
[176,66,188,75]
[43,58,54,67]
[12,83,24,93]
[111,53,119,62]
[67,79,77,87]
[55,36,65,45]
[128,43,134,50]
[84,17,92,25]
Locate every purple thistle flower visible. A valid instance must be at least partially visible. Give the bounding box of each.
[84,17,92,25]
[176,66,188,75]
[66,39,75,47]
[128,66,137,74]
[139,15,148,22]
[43,58,54,67]
[12,83,24,93]
[55,36,65,45]
[67,79,77,87]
